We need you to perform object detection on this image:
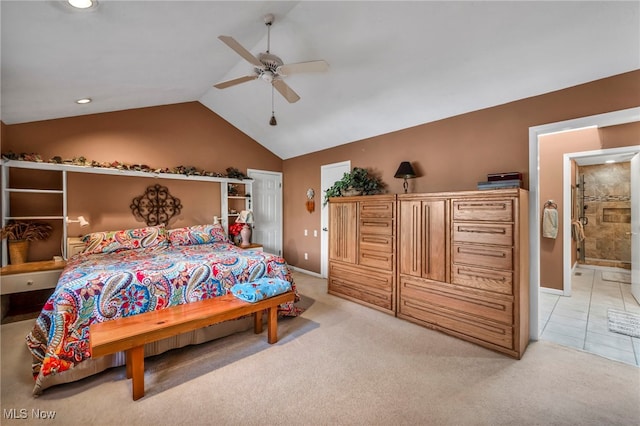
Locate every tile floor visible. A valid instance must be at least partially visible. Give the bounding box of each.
[539,265,640,367]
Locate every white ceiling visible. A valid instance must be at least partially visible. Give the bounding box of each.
[2,1,639,159]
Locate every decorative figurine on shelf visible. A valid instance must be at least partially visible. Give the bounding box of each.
[225,167,251,180]
[235,210,254,247]
[228,184,240,196]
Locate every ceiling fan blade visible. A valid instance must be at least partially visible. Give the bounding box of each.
[277,60,329,76]
[218,35,264,68]
[273,79,300,103]
[214,75,257,89]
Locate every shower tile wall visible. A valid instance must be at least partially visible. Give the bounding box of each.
[579,163,631,269]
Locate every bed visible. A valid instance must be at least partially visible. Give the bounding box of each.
[25,223,300,395]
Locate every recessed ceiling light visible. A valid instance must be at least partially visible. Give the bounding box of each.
[68,0,96,10]
[75,98,92,104]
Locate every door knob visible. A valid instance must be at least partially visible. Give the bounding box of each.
[322,227,328,232]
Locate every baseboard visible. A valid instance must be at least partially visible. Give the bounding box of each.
[576,263,631,273]
[540,287,564,296]
[290,266,324,278]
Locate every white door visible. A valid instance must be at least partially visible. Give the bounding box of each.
[320,161,351,278]
[631,153,640,303]
[247,169,282,256]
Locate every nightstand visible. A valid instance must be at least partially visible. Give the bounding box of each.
[0,260,66,295]
[240,243,263,251]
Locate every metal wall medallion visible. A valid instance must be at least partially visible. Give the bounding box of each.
[130,184,182,226]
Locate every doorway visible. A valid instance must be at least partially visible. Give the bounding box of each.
[561,147,640,297]
[529,106,640,341]
[247,169,282,255]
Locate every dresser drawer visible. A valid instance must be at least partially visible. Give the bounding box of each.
[360,234,393,253]
[452,222,513,246]
[360,218,394,235]
[399,276,513,325]
[452,199,513,222]
[329,262,393,293]
[451,264,513,295]
[1,269,63,295]
[359,249,394,270]
[398,297,514,350]
[329,263,394,311]
[329,278,393,311]
[360,201,394,218]
[452,243,512,270]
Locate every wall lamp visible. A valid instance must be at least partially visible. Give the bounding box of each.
[66,216,90,227]
[394,161,417,193]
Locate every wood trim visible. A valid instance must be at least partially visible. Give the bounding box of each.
[0,259,66,276]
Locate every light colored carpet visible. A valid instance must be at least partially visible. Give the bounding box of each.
[2,271,640,426]
[608,308,640,338]
[601,271,632,284]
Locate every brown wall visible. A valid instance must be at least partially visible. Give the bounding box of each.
[2,71,640,271]
[539,128,600,290]
[283,70,640,273]
[2,102,283,261]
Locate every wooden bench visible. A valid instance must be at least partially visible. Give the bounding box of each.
[89,291,295,400]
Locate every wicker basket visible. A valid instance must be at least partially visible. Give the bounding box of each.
[8,240,29,264]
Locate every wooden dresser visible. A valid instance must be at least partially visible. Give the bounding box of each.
[328,194,396,315]
[397,188,529,359]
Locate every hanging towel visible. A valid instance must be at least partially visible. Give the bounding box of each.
[571,220,585,242]
[542,207,558,239]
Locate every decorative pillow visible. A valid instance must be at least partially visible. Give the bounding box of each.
[167,223,230,246]
[81,225,168,255]
[230,278,292,303]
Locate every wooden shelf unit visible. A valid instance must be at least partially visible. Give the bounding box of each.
[221,182,253,236]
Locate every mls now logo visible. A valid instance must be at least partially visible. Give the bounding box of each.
[3,408,56,419]
[3,409,27,419]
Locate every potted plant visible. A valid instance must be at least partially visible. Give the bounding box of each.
[323,167,385,205]
[0,220,53,264]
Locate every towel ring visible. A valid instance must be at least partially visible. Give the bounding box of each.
[544,200,558,209]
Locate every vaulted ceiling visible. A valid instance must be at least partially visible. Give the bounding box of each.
[2,1,638,159]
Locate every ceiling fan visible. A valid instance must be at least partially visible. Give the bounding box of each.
[214,13,329,111]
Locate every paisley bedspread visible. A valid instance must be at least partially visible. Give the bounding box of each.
[26,242,298,392]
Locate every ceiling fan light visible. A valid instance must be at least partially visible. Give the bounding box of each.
[269,114,277,126]
[260,71,274,83]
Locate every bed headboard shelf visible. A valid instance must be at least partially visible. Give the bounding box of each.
[0,160,252,266]
[0,159,250,184]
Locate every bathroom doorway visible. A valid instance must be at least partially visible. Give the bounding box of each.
[529,107,640,341]
[535,129,640,366]
[562,146,640,298]
[574,158,632,270]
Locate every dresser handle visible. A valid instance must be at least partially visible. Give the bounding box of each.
[458,226,506,235]
[457,247,506,258]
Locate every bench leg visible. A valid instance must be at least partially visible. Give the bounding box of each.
[267,306,278,344]
[253,310,263,334]
[126,346,145,401]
